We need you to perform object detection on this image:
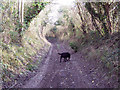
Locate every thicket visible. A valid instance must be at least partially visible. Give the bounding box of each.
[0,1,50,88]
[24,2,49,26]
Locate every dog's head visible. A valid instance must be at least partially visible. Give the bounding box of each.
[58,53,61,55]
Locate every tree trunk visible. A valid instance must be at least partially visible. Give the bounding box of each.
[91,16,103,37]
[105,3,112,34]
[21,0,24,31]
[102,20,109,38]
[85,2,110,38]
[77,2,87,36]
[18,0,24,43]
[18,0,21,22]
[77,2,84,22]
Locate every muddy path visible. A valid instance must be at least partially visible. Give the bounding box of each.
[21,41,118,88]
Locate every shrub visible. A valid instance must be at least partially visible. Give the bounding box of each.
[69,42,78,52]
[9,31,19,43]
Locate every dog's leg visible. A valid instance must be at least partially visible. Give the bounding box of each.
[60,56,62,63]
[67,57,68,61]
[63,58,64,62]
[68,57,70,61]
[64,58,67,62]
[65,58,67,61]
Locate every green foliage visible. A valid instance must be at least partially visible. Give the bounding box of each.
[101,48,119,69]
[85,2,112,38]
[41,20,47,26]
[9,31,19,43]
[52,26,57,31]
[54,20,64,26]
[1,1,51,87]
[0,26,3,32]
[50,26,57,32]
[26,63,37,71]
[24,2,49,25]
[1,43,9,51]
[69,42,78,52]
[89,31,101,43]
[15,21,22,31]
[2,68,14,82]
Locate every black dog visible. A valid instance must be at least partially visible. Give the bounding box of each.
[58,52,70,63]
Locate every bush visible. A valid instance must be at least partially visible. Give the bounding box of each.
[24,2,49,26]
[26,63,37,71]
[0,26,3,32]
[9,31,19,43]
[69,42,78,52]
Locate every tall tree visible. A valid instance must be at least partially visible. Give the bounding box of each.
[21,0,24,31]
[85,2,111,38]
[76,2,87,35]
[18,0,24,41]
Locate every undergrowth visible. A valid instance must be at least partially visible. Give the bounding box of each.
[70,32,119,77]
[1,1,50,88]
[1,42,39,82]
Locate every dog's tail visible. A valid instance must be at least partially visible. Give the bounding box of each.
[58,53,61,55]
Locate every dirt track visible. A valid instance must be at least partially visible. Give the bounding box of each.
[21,41,118,88]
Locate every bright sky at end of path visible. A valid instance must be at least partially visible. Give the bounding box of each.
[53,0,75,6]
[48,0,75,24]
